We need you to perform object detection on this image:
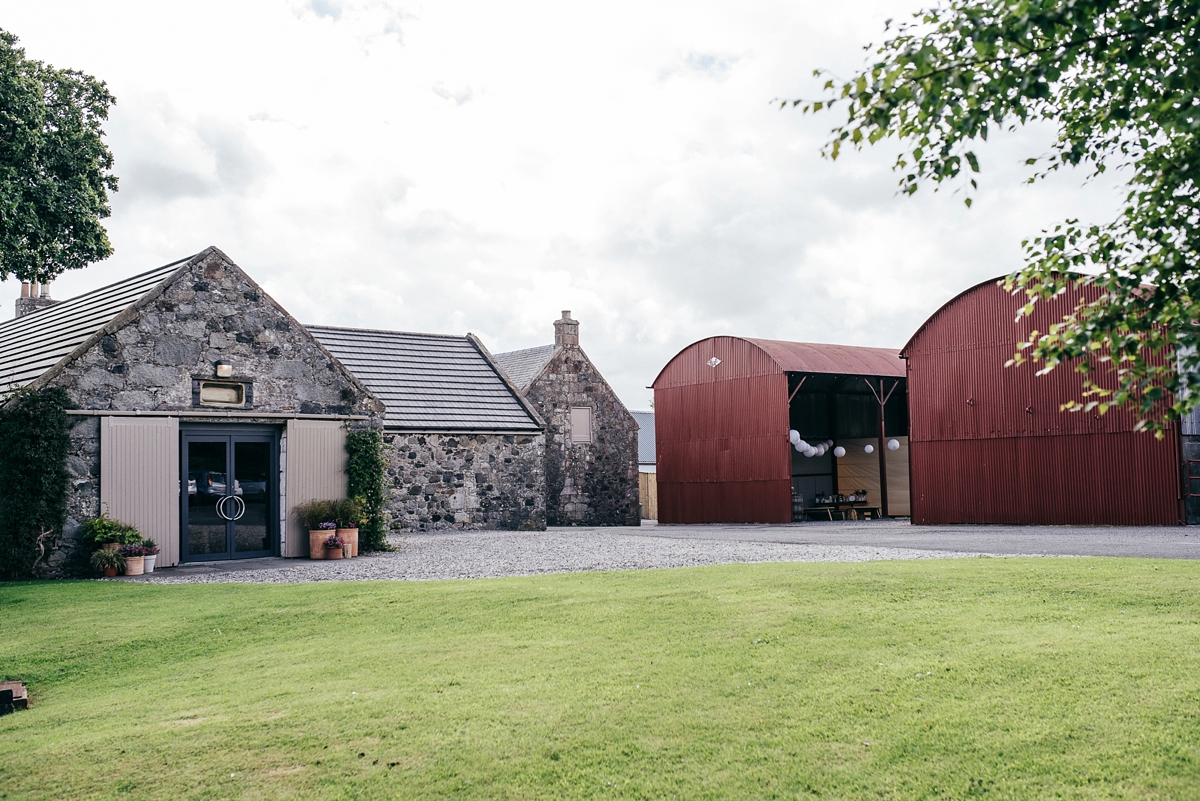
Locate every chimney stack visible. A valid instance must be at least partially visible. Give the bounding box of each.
[15,280,60,318]
[554,310,579,348]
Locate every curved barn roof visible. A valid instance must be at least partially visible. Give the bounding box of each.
[899,276,1005,357]
[744,338,904,377]
[652,336,904,387]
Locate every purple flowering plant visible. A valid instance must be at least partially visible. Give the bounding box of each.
[323,534,345,549]
[318,521,337,530]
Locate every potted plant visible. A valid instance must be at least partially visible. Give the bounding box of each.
[296,500,337,559]
[90,548,125,578]
[120,544,146,576]
[79,512,128,551]
[323,533,345,560]
[142,539,159,573]
[334,497,363,558]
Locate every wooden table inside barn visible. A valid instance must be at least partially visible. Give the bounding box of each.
[803,502,880,521]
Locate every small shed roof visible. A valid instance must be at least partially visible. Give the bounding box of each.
[745,339,905,377]
[0,259,188,392]
[630,410,655,464]
[492,344,557,392]
[309,326,542,432]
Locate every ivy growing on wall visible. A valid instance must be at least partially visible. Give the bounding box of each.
[345,428,389,551]
[0,387,73,579]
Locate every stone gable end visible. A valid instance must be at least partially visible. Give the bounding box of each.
[42,248,382,416]
[525,346,640,526]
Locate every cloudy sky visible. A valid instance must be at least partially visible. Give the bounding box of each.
[1,0,1123,409]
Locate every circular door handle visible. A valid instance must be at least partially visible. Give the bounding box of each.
[232,496,247,521]
[217,495,239,521]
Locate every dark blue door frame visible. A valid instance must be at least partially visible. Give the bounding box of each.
[180,424,280,562]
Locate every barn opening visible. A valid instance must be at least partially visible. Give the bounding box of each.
[653,336,909,524]
[787,371,909,519]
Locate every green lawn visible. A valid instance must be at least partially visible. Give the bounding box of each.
[1,558,1198,799]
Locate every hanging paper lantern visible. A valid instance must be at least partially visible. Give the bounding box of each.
[887,439,900,451]
[804,447,817,457]
[833,446,846,458]
[864,444,874,454]
[789,430,801,445]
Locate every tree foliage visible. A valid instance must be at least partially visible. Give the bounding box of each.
[796,0,1200,431]
[0,29,117,284]
[345,429,390,552]
[0,387,73,579]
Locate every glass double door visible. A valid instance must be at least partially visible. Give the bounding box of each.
[182,427,278,561]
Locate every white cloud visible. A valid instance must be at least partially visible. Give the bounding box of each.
[432,81,476,106]
[1,0,1125,410]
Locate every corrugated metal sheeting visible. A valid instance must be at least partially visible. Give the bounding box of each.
[99,416,181,566]
[1182,405,1200,436]
[655,337,792,523]
[656,336,912,524]
[746,339,905,377]
[630,410,656,466]
[910,433,1178,525]
[903,278,1182,525]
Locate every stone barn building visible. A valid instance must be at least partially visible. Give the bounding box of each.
[308,325,547,532]
[493,312,640,526]
[0,247,546,576]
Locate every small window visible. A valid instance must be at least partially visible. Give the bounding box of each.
[197,381,245,407]
[570,407,592,444]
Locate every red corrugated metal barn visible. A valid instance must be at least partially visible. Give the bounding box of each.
[652,337,909,524]
[902,277,1183,525]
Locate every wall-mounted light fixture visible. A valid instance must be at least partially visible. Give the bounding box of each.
[215,360,233,378]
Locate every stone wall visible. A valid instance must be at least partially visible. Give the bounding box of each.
[35,416,102,578]
[42,249,379,417]
[523,347,640,526]
[382,432,546,530]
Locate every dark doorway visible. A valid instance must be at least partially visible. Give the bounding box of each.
[181,426,279,561]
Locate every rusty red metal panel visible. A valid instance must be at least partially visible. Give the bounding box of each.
[654,337,790,523]
[746,339,905,377]
[659,480,793,524]
[905,278,1182,525]
[654,336,781,389]
[909,432,1180,525]
[904,280,1173,440]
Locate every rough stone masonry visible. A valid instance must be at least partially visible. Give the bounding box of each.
[383,432,546,531]
[519,313,640,526]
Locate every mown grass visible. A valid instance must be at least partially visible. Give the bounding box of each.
[1,558,1198,799]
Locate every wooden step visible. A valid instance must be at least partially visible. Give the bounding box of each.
[0,680,28,711]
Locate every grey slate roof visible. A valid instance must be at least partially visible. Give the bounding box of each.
[492,344,556,391]
[631,410,655,464]
[308,326,542,432]
[0,259,187,393]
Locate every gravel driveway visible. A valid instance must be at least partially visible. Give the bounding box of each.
[131,523,1011,585]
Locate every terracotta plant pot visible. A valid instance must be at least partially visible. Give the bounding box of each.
[102,542,120,551]
[102,566,117,578]
[308,530,329,560]
[337,528,359,557]
[124,556,144,576]
[325,546,343,560]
